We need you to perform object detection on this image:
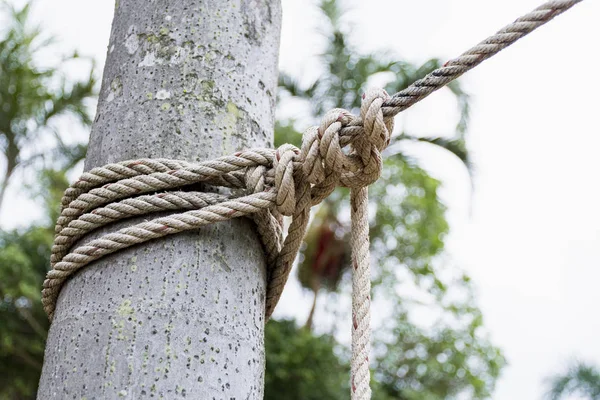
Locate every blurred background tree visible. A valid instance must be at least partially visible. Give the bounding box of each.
[0,2,95,216]
[0,0,504,399]
[271,0,503,399]
[0,2,95,398]
[546,360,600,400]
[265,319,349,400]
[0,169,68,399]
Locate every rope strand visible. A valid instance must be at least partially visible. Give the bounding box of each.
[382,0,582,117]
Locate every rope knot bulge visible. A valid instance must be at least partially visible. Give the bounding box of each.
[272,88,394,217]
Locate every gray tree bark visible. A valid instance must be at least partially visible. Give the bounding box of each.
[38,1,281,399]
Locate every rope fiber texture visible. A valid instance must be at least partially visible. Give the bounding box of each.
[43,1,583,399]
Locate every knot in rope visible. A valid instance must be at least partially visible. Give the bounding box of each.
[273,144,299,216]
[273,88,394,217]
[346,88,394,187]
[265,88,394,399]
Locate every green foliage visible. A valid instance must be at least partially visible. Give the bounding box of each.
[368,157,504,399]
[264,315,502,400]
[265,319,349,400]
[0,168,68,399]
[546,361,600,400]
[274,120,302,148]
[0,225,51,400]
[393,134,472,178]
[0,1,95,210]
[371,156,448,274]
[274,0,504,398]
[278,2,469,136]
[0,2,95,398]
[374,304,504,399]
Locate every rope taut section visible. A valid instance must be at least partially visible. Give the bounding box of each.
[44,1,583,399]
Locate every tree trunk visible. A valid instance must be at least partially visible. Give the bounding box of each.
[0,143,18,218]
[38,1,281,399]
[304,281,320,331]
[0,167,12,218]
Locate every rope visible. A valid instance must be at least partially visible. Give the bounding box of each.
[43,1,583,398]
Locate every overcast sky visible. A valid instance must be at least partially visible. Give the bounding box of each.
[2,0,599,398]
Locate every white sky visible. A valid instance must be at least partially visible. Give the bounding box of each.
[2,0,599,399]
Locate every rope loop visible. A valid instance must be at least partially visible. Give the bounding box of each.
[273,143,300,216]
[347,88,394,188]
[297,88,394,201]
[302,108,355,204]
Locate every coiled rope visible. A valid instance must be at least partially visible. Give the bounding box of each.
[43,1,583,398]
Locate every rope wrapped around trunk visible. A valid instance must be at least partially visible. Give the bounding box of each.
[43,1,583,398]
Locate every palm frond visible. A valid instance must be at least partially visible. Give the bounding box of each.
[546,361,600,400]
[278,72,306,98]
[319,0,343,30]
[447,80,471,135]
[394,134,473,176]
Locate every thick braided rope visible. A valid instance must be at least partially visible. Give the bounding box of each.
[383,0,582,115]
[336,0,583,141]
[350,90,394,399]
[52,191,225,263]
[44,191,280,318]
[44,1,582,398]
